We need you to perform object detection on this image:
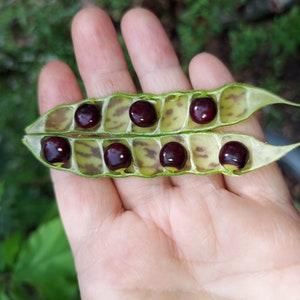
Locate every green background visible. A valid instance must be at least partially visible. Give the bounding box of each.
[1,0,300,299]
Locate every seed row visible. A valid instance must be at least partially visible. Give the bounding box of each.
[23,132,300,178]
[25,83,300,137]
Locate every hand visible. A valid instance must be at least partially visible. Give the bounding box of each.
[38,6,300,300]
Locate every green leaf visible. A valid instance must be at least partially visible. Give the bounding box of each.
[1,232,23,270]
[12,218,78,300]
[0,290,10,300]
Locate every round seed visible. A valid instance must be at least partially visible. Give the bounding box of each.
[104,143,132,171]
[160,141,187,171]
[42,136,71,164]
[190,97,217,124]
[75,104,101,128]
[129,100,157,127]
[219,141,249,171]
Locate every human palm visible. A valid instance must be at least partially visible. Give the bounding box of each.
[38,7,300,299]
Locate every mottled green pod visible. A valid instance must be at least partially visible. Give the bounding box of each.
[25,83,300,137]
[23,132,300,178]
[23,83,300,178]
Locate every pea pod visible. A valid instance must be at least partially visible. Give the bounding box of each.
[23,132,300,178]
[23,82,300,178]
[25,83,300,136]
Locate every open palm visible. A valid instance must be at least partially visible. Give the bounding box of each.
[38,7,300,300]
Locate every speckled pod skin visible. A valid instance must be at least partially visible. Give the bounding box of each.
[23,83,300,177]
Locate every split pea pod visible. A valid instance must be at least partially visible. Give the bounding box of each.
[23,83,300,178]
[23,132,300,178]
[25,83,300,136]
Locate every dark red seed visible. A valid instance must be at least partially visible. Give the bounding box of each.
[42,136,71,164]
[219,141,249,170]
[160,142,187,170]
[74,104,101,128]
[190,97,217,124]
[129,100,157,127]
[104,143,132,171]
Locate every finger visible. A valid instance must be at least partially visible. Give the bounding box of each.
[72,7,136,96]
[190,53,291,205]
[106,7,179,210]
[158,52,235,197]
[122,8,190,93]
[38,61,123,247]
[71,5,142,223]
[38,9,133,248]
[38,61,83,113]
[169,52,237,191]
[123,9,224,191]
[71,7,170,215]
[113,8,224,210]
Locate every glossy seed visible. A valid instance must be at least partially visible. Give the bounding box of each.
[219,141,249,171]
[42,136,71,164]
[160,141,187,171]
[190,97,217,124]
[129,100,157,127]
[104,143,132,171]
[74,104,101,128]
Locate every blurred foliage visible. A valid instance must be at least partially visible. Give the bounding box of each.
[177,0,247,69]
[1,0,300,299]
[2,216,78,300]
[229,5,300,75]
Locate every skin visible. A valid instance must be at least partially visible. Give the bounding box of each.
[37,6,300,300]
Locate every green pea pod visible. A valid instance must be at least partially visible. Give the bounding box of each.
[22,132,300,178]
[25,83,300,136]
[23,83,300,178]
